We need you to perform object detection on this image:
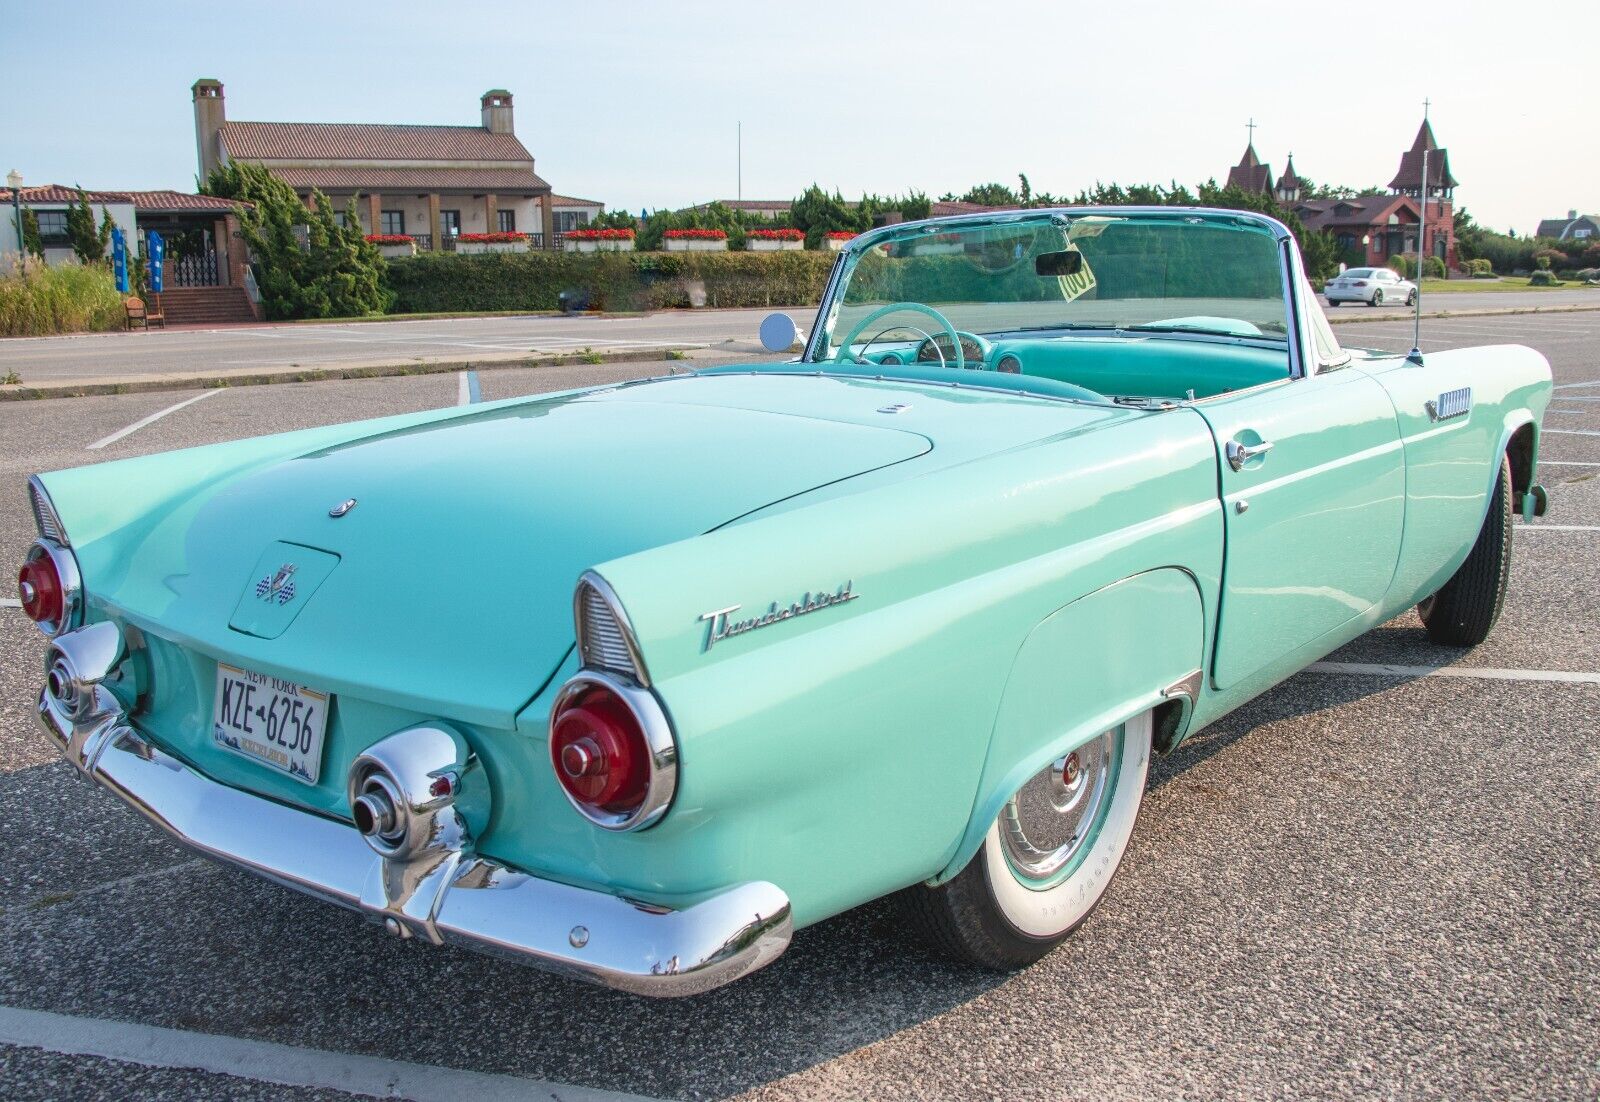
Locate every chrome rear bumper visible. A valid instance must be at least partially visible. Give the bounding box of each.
[36,634,791,997]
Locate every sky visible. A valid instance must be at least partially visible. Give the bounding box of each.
[3,0,1595,235]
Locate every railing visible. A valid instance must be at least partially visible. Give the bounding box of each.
[169,250,220,288]
[412,234,432,250]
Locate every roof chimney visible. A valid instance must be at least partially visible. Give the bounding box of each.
[1571,209,1579,220]
[481,89,514,135]
[192,78,226,183]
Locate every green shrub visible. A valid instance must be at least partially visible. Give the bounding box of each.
[1422,256,1446,279]
[1576,267,1599,282]
[1472,270,1497,279]
[1528,269,1561,286]
[385,250,837,314]
[1387,255,1414,278]
[1467,257,1493,276]
[0,259,124,336]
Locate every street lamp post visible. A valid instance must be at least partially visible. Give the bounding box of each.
[6,169,22,264]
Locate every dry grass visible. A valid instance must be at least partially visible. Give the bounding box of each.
[0,258,125,336]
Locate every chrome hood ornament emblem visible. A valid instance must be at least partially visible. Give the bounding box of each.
[329,498,358,518]
[255,563,299,605]
[700,582,858,651]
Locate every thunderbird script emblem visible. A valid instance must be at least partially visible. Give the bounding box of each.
[255,563,299,605]
[700,581,857,651]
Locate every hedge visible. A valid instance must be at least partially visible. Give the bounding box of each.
[385,250,839,314]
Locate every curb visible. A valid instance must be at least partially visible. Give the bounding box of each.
[1327,302,1600,325]
[2,301,1594,401]
[0,346,714,402]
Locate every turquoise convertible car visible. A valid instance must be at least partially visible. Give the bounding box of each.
[22,209,1551,995]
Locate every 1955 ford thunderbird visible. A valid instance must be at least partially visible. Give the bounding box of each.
[20,208,1551,995]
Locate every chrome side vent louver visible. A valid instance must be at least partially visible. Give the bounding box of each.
[574,572,649,687]
[29,476,69,547]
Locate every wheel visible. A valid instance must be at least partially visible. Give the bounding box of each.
[1371,289,1384,306]
[1406,289,1417,306]
[1419,455,1513,646]
[1327,299,1341,307]
[900,711,1152,969]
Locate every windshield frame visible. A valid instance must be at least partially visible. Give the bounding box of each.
[801,206,1310,382]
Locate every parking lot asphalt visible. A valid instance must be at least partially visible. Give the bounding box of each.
[0,289,1596,393]
[0,314,1595,1100]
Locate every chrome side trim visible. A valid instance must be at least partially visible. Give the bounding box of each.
[1161,669,1204,705]
[573,570,651,687]
[36,628,789,997]
[549,669,678,832]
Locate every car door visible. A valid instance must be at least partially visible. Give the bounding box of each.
[1197,368,1405,690]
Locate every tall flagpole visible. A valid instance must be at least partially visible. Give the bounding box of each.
[737,121,742,202]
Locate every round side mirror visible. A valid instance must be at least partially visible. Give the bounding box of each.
[759,312,802,353]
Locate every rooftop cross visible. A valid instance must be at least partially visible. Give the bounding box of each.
[1246,117,1256,145]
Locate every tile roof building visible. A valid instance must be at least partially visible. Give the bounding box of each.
[1228,114,1461,269]
[193,79,569,250]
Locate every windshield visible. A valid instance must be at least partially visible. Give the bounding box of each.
[811,210,1290,361]
[1343,268,1376,278]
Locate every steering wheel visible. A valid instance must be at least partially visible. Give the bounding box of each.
[834,302,965,372]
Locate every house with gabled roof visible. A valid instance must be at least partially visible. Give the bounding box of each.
[193,79,577,250]
[1534,211,1599,241]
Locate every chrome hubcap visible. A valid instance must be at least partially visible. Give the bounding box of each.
[999,728,1118,885]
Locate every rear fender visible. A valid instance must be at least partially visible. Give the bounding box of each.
[932,567,1206,884]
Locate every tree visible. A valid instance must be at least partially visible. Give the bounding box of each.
[1018,173,1032,206]
[66,188,112,262]
[958,182,1019,206]
[20,209,43,258]
[789,185,856,248]
[204,161,389,319]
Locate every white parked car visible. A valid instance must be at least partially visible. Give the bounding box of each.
[1325,267,1417,307]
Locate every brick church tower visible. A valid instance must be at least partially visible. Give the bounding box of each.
[1389,116,1459,269]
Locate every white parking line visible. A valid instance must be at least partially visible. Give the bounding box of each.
[1544,429,1600,437]
[0,598,19,608]
[1309,662,1600,685]
[0,1005,658,1102]
[1515,524,1600,532]
[86,391,224,450]
[1540,460,1600,467]
[1555,380,1600,390]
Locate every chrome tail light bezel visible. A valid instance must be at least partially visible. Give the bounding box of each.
[550,669,678,833]
[22,539,83,638]
[22,477,83,638]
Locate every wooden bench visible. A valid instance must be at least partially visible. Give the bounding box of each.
[124,295,165,330]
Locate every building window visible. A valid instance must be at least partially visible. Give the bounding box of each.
[333,211,347,227]
[1575,228,1593,239]
[498,209,516,233]
[440,210,461,237]
[554,210,589,233]
[380,210,405,235]
[35,210,70,247]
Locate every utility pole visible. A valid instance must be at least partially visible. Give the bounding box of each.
[737,121,742,202]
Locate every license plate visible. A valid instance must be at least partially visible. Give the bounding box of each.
[212,663,329,785]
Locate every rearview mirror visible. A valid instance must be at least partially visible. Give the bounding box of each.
[1035,251,1083,277]
[759,312,803,353]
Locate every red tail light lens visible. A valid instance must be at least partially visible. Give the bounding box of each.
[1351,280,1368,286]
[18,555,64,626]
[551,684,649,814]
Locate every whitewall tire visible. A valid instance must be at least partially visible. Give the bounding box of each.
[902,711,1152,969]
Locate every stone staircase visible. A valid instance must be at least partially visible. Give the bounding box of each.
[156,287,260,326]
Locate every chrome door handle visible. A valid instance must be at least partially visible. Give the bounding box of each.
[1226,439,1274,471]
